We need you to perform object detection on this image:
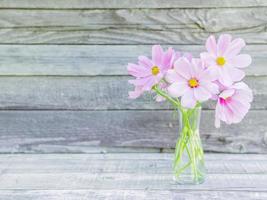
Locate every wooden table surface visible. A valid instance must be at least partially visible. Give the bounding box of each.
[0,153,266,200]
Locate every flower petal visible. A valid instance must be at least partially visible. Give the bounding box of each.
[153,72,164,84]
[205,35,217,56]
[128,76,152,87]
[200,81,219,94]
[226,100,247,123]
[155,95,166,102]
[217,34,232,56]
[142,77,157,91]
[200,52,216,67]
[161,47,174,71]
[219,89,235,99]
[218,102,227,122]
[231,82,253,102]
[228,67,245,82]
[152,45,163,66]
[198,67,219,81]
[174,57,192,79]
[224,105,234,124]
[138,56,153,69]
[171,51,182,66]
[183,52,193,61]
[191,58,204,77]
[218,67,233,86]
[229,54,252,68]
[224,38,245,58]
[234,91,253,103]
[181,90,197,108]
[232,81,250,90]
[165,69,186,83]
[127,63,150,78]
[167,82,189,97]
[194,86,211,101]
[128,87,143,99]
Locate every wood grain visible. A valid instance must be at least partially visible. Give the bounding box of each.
[0,110,266,153]
[0,76,263,110]
[0,0,266,156]
[0,45,264,76]
[0,154,266,174]
[1,153,267,161]
[0,7,265,44]
[0,8,266,32]
[0,154,266,199]
[0,190,266,200]
[0,27,265,45]
[0,0,266,9]
[0,154,266,191]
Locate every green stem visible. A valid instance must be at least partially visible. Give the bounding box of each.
[152,84,205,183]
[152,85,182,111]
[175,161,191,176]
[175,108,205,183]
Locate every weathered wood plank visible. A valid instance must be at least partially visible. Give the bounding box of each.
[0,154,266,191]
[1,0,267,8]
[1,153,267,161]
[0,110,266,153]
[0,6,265,45]
[0,45,264,76]
[0,8,265,33]
[0,154,266,174]
[0,27,265,44]
[1,171,267,190]
[0,7,266,45]
[0,190,266,200]
[0,154,266,198]
[0,0,266,8]
[0,76,263,110]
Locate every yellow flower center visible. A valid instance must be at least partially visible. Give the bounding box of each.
[188,78,199,88]
[151,66,160,76]
[216,57,226,66]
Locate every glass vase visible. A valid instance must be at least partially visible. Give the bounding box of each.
[173,106,206,184]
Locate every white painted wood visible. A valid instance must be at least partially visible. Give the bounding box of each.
[0,110,266,153]
[0,8,265,33]
[0,45,264,76]
[0,6,265,45]
[0,174,266,192]
[0,76,263,110]
[0,0,266,8]
[0,7,265,44]
[0,154,266,192]
[0,27,266,44]
[0,152,265,198]
[0,154,266,174]
[0,190,266,200]
[1,153,266,160]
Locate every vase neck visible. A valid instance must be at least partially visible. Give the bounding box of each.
[178,107,202,134]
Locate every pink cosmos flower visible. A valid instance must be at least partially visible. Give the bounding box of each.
[128,45,175,98]
[154,52,193,102]
[215,82,253,128]
[166,57,219,108]
[173,52,193,63]
[200,34,252,86]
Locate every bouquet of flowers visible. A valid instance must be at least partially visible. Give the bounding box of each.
[127,34,253,184]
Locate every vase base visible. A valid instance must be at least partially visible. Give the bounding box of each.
[173,175,205,185]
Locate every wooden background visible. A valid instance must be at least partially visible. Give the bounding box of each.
[0,0,266,154]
